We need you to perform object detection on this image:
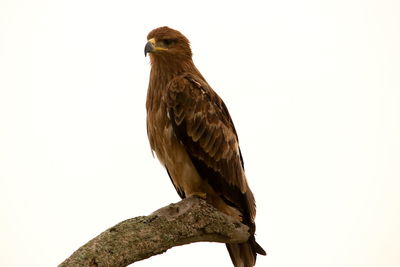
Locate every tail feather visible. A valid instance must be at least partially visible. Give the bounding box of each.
[226,236,266,267]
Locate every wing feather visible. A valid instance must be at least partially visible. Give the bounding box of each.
[166,73,256,222]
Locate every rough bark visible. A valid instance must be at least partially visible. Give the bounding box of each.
[59,197,250,267]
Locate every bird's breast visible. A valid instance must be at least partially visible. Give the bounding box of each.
[147,98,170,163]
[146,86,208,197]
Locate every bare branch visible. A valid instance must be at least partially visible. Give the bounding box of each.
[59,197,250,267]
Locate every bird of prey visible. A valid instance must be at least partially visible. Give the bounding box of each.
[144,26,265,267]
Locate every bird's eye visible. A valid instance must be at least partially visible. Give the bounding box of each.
[161,39,175,46]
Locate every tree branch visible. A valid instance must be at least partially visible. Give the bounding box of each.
[59,197,250,267]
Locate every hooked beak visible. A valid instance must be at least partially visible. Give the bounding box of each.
[144,38,156,57]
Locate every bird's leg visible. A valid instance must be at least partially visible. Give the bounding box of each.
[187,192,207,199]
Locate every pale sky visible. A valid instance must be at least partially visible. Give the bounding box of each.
[1,1,400,267]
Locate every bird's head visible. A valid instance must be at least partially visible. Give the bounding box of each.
[144,27,192,60]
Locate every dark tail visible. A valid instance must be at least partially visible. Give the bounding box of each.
[226,235,266,267]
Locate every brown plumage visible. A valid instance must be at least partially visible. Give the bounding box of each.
[144,26,266,267]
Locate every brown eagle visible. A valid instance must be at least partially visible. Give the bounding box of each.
[144,26,266,267]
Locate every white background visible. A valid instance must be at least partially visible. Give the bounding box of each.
[1,0,399,267]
